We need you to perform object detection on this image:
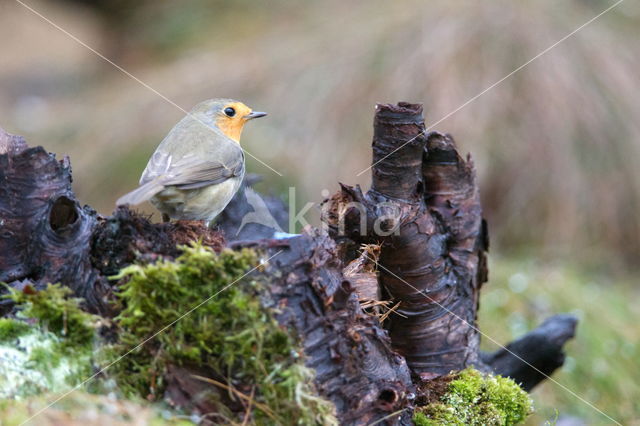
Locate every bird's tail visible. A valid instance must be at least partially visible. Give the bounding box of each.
[116,179,164,206]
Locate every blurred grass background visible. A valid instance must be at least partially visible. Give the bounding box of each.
[480,259,639,424]
[0,0,638,423]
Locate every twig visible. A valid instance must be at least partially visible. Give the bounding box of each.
[241,386,256,426]
[379,301,402,322]
[366,409,407,426]
[191,375,277,421]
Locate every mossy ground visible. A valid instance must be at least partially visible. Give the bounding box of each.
[0,244,337,424]
[0,284,195,425]
[413,368,533,426]
[106,243,336,425]
[0,284,98,398]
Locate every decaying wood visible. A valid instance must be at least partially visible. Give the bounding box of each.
[482,314,578,391]
[322,103,487,377]
[242,233,414,424]
[0,132,225,315]
[320,102,575,390]
[0,133,101,312]
[0,103,577,425]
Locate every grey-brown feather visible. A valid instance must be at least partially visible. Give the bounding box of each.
[117,109,245,209]
[115,179,166,206]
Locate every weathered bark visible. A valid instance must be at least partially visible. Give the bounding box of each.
[322,103,487,377]
[0,104,577,425]
[242,232,414,424]
[0,127,224,315]
[0,133,101,311]
[321,102,574,392]
[482,314,578,391]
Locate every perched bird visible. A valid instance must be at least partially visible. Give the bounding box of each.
[116,98,266,225]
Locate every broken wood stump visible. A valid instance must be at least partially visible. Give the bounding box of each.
[0,101,577,425]
[320,102,576,388]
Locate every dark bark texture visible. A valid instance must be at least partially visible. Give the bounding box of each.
[0,129,225,315]
[322,103,487,377]
[320,102,576,390]
[244,232,414,424]
[481,314,578,391]
[0,104,577,425]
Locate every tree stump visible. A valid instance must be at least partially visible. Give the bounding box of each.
[0,101,577,425]
[322,103,488,378]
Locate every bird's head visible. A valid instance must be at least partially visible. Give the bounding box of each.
[190,98,267,143]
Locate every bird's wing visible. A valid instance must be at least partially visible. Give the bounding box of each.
[140,150,172,185]
[149,142,245,190]
[165,151,244,190]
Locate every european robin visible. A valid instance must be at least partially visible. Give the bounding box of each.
[116,98,266,225]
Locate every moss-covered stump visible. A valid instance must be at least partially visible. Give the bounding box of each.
[105,233,418,425]
[0,109,574,425]
[106,243,337,425]
[0,234,538,426]
[414,369,533,426]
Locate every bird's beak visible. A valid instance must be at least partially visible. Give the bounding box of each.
[245,111,267,120]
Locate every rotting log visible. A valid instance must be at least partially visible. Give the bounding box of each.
[239,232,415,424]
[0,129,225,315]
[0,126,412,424]
[481,314,578,392]
[0,102,577,425]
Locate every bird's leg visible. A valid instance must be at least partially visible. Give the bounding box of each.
[162,213,170,223]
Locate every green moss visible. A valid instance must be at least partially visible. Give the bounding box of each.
[8,284,97,348]
[414,368,533,426]
[0,318,31,342]
[107,243,336,425]
[0,284,98,398]
[413,411,430,426]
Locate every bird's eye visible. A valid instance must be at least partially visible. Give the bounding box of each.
[224,107,236,117]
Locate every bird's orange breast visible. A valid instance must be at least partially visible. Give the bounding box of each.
[215,118,245,142]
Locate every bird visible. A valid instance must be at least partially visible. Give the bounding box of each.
[116,98,266,225]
